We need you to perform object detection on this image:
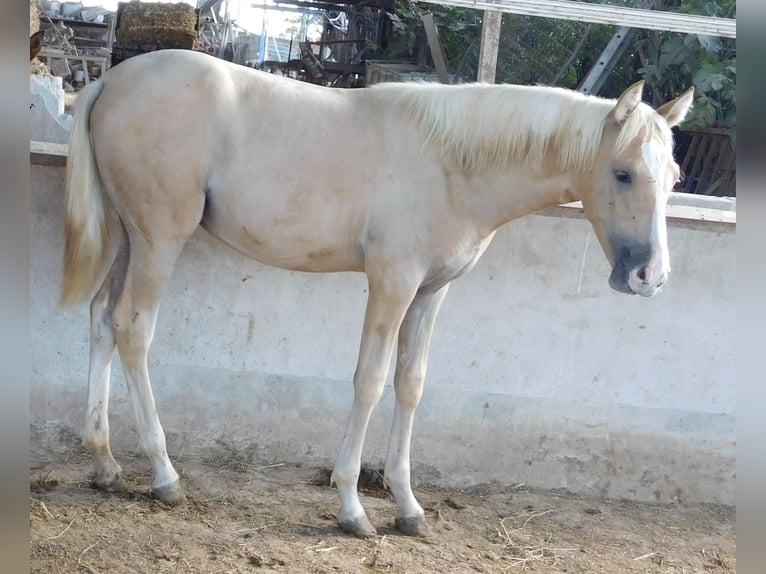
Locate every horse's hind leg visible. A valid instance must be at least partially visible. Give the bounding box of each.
[384,286,449,537]
[82,237,129,492]
[111,234,193,505]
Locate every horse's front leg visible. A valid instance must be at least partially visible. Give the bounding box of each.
[384,285,449,537]
[331,277,417,538]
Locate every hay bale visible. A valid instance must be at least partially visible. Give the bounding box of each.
[116,1,199,50]
[30,0,39,34]
[30,1,49,73]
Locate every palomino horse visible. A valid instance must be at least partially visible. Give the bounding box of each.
[61,49,693,538]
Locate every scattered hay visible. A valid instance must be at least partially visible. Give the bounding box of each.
[201,439,258,474]
[30,59,51,75]
[307,465,389,497]
[357,466,386,492]
[28,453,737,574]
[702,548,729,569]
[443,496,467,510]
[116,1,199,50]
[306,467,332,486]
[29,498,55,521]
[31,470,60,493]
[494,508,578,569]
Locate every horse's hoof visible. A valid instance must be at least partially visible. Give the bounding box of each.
[151,481,186,506]
[92,472,127,493]
[395,514,429,537]
[338,514,377,538]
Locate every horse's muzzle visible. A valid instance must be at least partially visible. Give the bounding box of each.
[609,261,667,297]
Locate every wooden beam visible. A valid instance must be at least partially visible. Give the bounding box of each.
[578,0,656,95]
[537,199,736,227]
[421,13,450,84]
[477,10,502,83]
[30,141,68,167]
[578,26,638,95]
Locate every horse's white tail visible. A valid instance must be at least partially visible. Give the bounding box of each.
[60,79,111,308]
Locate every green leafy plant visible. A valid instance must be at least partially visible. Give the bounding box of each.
[383,1,482,67]
[634,0,736,134]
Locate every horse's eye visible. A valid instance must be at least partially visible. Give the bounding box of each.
[615,170,632,184]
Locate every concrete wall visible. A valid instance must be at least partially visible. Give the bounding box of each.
[30,76,73,144]
[30,162,735,505]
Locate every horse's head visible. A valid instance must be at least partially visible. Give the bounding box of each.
[581,81,694,297]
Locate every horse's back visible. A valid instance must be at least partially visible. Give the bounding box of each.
[89,49,396,182]
[85,50,444,273]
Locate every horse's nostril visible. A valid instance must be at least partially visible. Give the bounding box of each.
[637,267,647,281]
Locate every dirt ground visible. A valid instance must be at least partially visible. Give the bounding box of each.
[30,444,735,574]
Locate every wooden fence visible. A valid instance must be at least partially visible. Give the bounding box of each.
[678,127,736,197]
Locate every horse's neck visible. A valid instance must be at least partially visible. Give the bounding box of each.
[455,164,579,234]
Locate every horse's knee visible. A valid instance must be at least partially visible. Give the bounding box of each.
[353,376,386,408]
[394,372,426,410]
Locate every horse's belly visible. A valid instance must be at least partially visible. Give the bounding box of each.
[200,209,365,273]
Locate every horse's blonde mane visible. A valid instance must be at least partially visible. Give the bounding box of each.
[372,82,673,174]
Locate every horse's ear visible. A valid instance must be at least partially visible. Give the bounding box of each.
[610,80,644,125]
[657,86,695,128]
